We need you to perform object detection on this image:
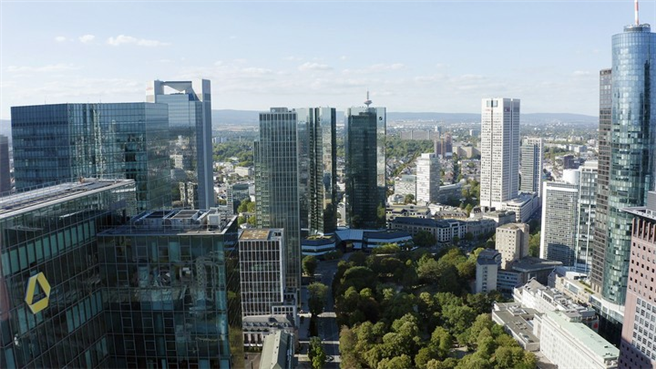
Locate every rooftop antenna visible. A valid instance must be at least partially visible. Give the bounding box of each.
[635,0,640,25]
[364,90,372,107]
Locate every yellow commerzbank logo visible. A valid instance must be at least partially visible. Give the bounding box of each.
[24,272,51,314]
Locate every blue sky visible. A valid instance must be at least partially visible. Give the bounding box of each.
[2,0,655,119]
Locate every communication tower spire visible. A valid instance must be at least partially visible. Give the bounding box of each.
[364,91,372,107]
[635,0,640,25]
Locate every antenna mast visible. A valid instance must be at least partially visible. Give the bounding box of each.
[635,0,640,25]
[364,91,372,107]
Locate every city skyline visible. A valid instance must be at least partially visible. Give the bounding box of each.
[3,1,656,119]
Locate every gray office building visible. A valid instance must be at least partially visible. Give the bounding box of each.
[520,137,543,197]
[591,22,656,304]
[147,80,215,209]
[345,98,386,229]
[540,181,579,266]
[11,103,171,211]
[254,108,301,293]
[297,107,337,235]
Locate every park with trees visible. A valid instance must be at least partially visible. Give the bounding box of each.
[333,249,537,369]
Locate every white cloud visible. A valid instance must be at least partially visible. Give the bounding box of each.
[6,63,80,73]
[79,34,95,43]
[54,36,67,42]
[106,34,170,47]
[298,62,332,72]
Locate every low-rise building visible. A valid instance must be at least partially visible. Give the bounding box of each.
[390,217,466,244]
[492,303,541,352]
[501,193,540,223]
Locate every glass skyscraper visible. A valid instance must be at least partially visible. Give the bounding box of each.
[98,209,236,368]
[345,104,386,229]
[254,108,301,293]
[520,137,543,197]
[592,23,656,305]
[11,103,171,211]
[147,80,215,210]
[0,135,10,194]
[0,179,135,369]
[297,107,337,235]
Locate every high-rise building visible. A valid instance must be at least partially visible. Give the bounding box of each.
[345,96,386,229]
[98,209,236,368]
[0,135,10,193]
[254,108,301,293]
[619,192,656,368]
[591,69,612,290]
[0,179,136,369]
[11,103,171,211]
[416,153,440,204]
[520,137,543,197]
[495,223,529,269]
[297,107,337,235]
[238,229,296,318]
[575,161,598,274]
[540,181,579,266]
[480,98,520,210]
[147,80,215,209]
[591,22,656,304]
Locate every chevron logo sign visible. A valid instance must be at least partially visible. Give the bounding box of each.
[24,272,51,314]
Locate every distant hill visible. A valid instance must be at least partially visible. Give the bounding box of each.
[212,109,597,125]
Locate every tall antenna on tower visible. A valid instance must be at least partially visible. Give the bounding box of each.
[364,91,372,107]
[635,0,640,25]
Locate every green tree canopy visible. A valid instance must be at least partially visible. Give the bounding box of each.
[302,255,318,276]
[308,282,329,317]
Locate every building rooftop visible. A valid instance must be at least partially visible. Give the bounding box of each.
[545,310,618,360]
[259,330,293,369]
[240,228,283,241]
[100,208,237,236]
[511,257,562,272]
[503,193,537,206]
[0,178,134,220]
[498,222,527,231]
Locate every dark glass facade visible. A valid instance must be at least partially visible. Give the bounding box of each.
[11,103,171,211]
[98,210,236,368]
[0,179,135,369]
[592,25,656,304]
[297,107,337,235]
[345,107,386,229]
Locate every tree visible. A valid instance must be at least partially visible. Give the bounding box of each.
[302,255,318,276]
[404,193,416,204]
[529,231,540,257]
[308,336,327,369]
[308,282,329,317]
[413,230,437,248]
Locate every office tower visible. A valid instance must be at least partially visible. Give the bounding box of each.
[254,108,301,293]
[11,103,171,211]
[619,192,656,368]
[239,229,293,317]
[297,107,337,235]
[345,95,386,229]
[0,179,135,369]
[591,22,656,304]
[495,223,530,269]
[475,249,501,294]
[480,98,520,210]
[540,181,579,266]
[98,209,236,368]
[575,161,598,274]
[416,153,440,204]
[520,137,543,197]
[147,80,215,209]
[0,135,10,193]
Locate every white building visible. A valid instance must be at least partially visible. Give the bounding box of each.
[480,98,520,209]
[394,175,417,199]
[575,161,597,274]
[496,223,530,269]
[501,193,540,223]
[475,249,501,293]
[535,310,618,369]
[416,153,440,204]
[540,182,579,266]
